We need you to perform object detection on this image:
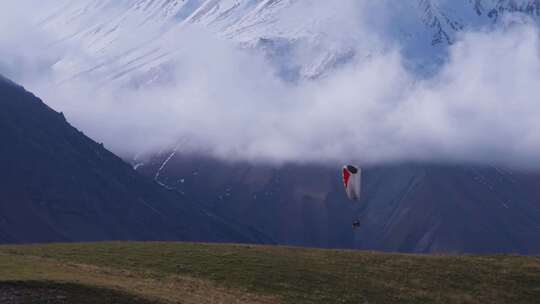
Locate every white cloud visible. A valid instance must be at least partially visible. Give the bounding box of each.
[2,1,540,168]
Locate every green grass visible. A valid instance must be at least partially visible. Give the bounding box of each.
[1,242,539,304]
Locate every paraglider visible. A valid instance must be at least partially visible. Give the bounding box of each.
[342,165,362,229]
[342,165,361,201]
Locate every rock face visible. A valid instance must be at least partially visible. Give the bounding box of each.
[0,76,269,244]
[137,153,540,254]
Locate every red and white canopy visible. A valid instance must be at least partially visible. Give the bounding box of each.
[342,165,361,201]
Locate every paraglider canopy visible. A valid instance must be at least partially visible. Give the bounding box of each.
[342,165,361,201]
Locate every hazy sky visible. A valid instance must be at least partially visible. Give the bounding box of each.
[2,0,540,168]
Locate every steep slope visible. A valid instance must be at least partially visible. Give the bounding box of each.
[0,76,268,244]
[136,154,540,253]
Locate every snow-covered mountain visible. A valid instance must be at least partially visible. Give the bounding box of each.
[5,0,540,253]
[31,0,540,85]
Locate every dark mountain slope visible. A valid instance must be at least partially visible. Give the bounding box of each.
[357,165,540,253]
[137,154,540,254]
[0,77,268,244]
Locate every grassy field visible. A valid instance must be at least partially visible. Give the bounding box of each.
[0,242,538,304]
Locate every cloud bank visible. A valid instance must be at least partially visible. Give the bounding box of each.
[2,0,540,168]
